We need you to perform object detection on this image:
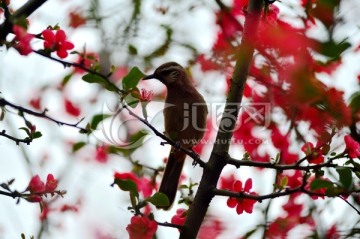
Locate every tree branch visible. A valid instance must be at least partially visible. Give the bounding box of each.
[0,0,49,41]
[33,50,124,95]
[180,0,264,238]
[0,129,32,145]
[0,97,88,133]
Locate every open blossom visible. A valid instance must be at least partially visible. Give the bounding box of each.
[227,178,257,214]
[140,89,154,102]
[45,174,58,192]
[171,208,187,226]
[42,29,74,58]
[344,135,360,159]
[301,142,324,164]
[12,25,33,55]
[126,216,157,239]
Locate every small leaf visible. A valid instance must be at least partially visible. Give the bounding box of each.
[114,178,139,197]
[61,73,73,87]
[82,73,105,84]
[72,141,86,152]
[145,192,170,207]
[19,127,31,137]
[82,74,118,93]
[310,178,334,191]
[122,67,145,90]
[336,167,353,191]
[90,114,111,129]
[124,92,140,108]
[32,131,42,139]
[128,44,138,55]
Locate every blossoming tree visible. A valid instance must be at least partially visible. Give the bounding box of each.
[1,0,360,238]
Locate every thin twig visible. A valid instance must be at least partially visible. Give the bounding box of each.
[33,50,124,95]
[0,98,88,133]
[0,129,32,145]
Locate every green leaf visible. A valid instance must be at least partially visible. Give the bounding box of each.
[82,73,104,84]
[336,167,353,191]
[61,73,73,87]
[72,141,86,152]
[32,131,42,139]
[114,178,139,197]
[145,192,170,207]
[90,114,111,129]
[349,91,360,115]
[124,92,140,108]
[19,127,31,137]
[128,44,138,55]
[310,178,334,191]
[318,39,351,59]
[122,67,145,90]
[82,74,118,92]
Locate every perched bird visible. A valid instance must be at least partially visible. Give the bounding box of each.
[143,62,208,209]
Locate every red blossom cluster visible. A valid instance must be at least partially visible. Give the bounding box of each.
[26,174,58,202]
[42,29,74,58]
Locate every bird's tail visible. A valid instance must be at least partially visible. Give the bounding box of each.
[158,148,186,210]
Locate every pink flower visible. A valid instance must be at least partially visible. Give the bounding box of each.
[171,208,187,226]
[126,216,157,239]
[12,25,33,55]
[42,29,74,58]
[28,175,45,193]
[140,89,154,102]
[344,135,360,159]
[45,174,58,192]
[227,178,257,214]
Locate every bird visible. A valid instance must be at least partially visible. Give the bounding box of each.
[143,62,208,209]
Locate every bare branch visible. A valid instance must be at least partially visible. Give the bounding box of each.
[0,97,88,133]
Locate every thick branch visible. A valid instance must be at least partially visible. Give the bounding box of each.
[180,0,264,238]
[0,0,48,41]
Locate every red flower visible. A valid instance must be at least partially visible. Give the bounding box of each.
[28,175,45,193]
[126,216,157,239]
[344,135,360,159]
[73,52,99,74]
[45,174,58,192]
[29,97,41,110]
[64,98,81,117]
[226,178,257,214]
[219,174,236,190]
[171,208,187,226]
[12,25,33,55]
[69,11,87,28]
[95,145,109,163]
[42,29,74,58]
[301,142,324,164]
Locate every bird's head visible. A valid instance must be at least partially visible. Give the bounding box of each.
[143,62,188,86]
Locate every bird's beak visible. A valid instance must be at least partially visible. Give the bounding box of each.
[143,74,156,80]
